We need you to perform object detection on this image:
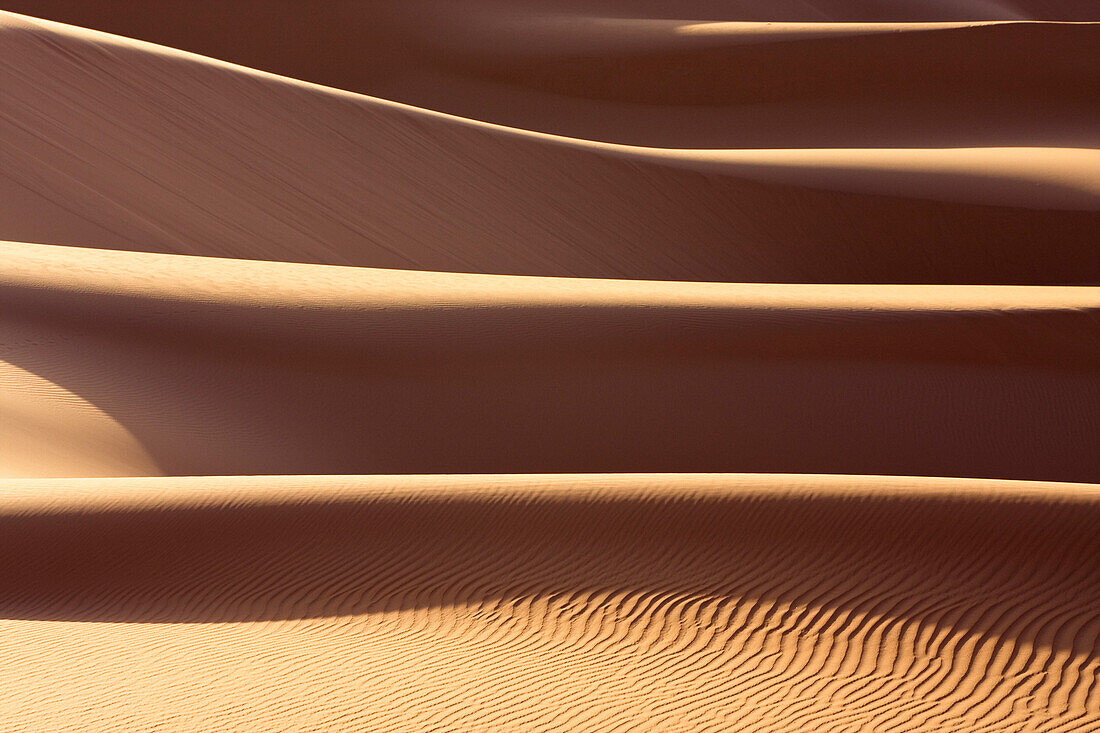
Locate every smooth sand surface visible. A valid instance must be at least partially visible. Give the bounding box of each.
[2,2,1098,731]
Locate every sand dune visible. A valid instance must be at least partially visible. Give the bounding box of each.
[2,4,1098,149]
[2,474,1098,731]
[2,12,1099,282]
[2,1,1098,730]
[3,241,1099,480]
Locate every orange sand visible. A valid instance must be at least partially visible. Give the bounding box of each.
[1,3,1098,731]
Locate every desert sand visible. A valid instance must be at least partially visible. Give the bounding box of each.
[0,2,1098,731]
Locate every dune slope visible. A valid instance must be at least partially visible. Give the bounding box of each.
[2,474,1099,731]
[3,3,1100,147]
[1,12,1099,283]
[3,242,1099,481]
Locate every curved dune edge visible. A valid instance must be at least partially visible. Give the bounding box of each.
[2,473,1098,731]
[6,6,1100,151]
[3,241,1099,480]
[4,12,1097,210]
[6,240,1100,310]
[349,15,1100,59]
[0,361,158,479]
[2,11,1099,283]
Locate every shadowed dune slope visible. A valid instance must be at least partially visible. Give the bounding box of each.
[4,3,1100,148]
[1,474,1099,731]
[1,12,1099,283]
[2,242,1099,481]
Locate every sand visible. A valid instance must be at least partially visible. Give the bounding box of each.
[1,474,1098,731]
[3,11,1100,282]
[1,2,1098,731]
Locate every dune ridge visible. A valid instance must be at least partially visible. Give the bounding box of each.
[2,2,1098,730]
[2,12,1099,282]
[3,242,1098,480]
[3,5,1099,146]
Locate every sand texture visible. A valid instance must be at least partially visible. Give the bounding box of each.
[1,2,1098,731]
